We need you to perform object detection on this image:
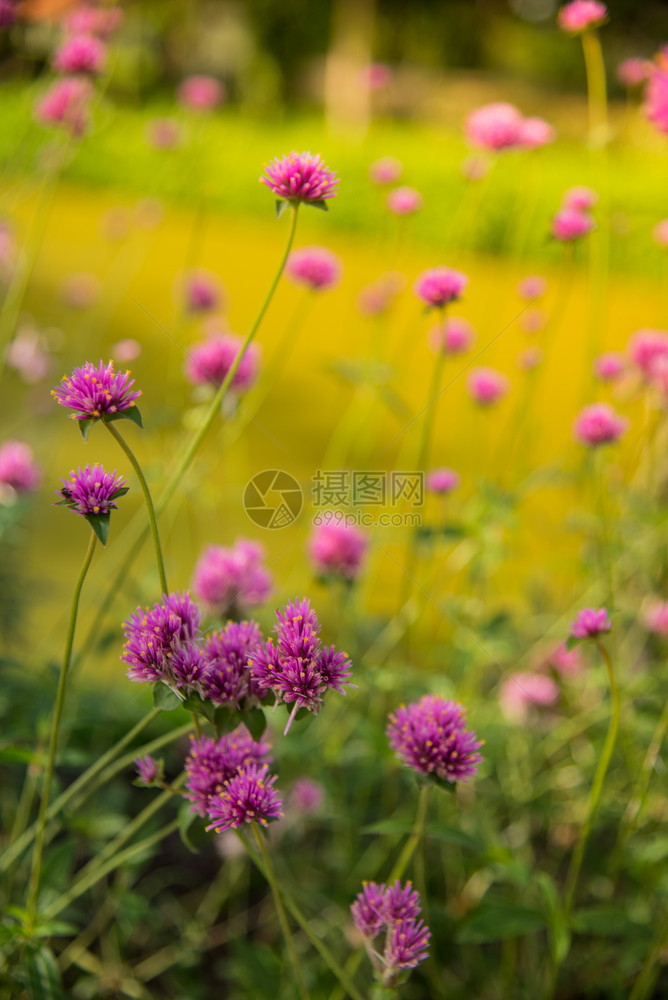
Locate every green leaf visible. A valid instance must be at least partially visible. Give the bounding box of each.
[243,706,267,741]
[275,199,289,219]
[105,406,143,430]
[178,801,199,854]
[152,682,183,711]
[23,944,65,1000]
[77,418,96,442]
[33,922,77,940]
[565,636,583,651]
[307,198,328,211]
[182,693,217,723]
[572,907,650,938]
[84,512,110,546]
[0,746,38,764]
[457,904,546,944]
[214,706,242,736]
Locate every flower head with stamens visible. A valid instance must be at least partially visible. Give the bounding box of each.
[387,695,483,784]
[134,755,161,787]
[52,360,141,422]
[570,607,612,639]
[185,727,271,816]
[200,620,266,706]
[121,591,201,687]
[206,763,283,831]
[261,151,339,207]
[56,464,127,516]
[351,880,430,987]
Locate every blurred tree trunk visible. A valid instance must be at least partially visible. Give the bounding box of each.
[324,0,375,138]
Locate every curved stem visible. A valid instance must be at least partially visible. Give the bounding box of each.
[103,420,168,594]
[26,530,97,925]
[389,785,431,883]
[252,821,311,1000]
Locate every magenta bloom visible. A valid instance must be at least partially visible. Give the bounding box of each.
[369,156,402,185]
[384,918,431,972]
[53,34,106,75]
[351,882,389,937]
[645,50,668,133]
[200,620,265,707]
[617,58,650,88]
[351,881,430,984]
[387,186,423,216]
[465,102,524,151]
[628,328,668,379]
[184,334,260,392]
[146,118,182,150]
[517,275,547,300]
[542,641,585,677]
[309,521,368,580]
[641,600,668,637]
[574,403,628,446]
[363,62,393,91]
[181,270,222,314]
[558,0,608,33]
[500,673,559,722]
[52,360,141,423]
[192,538,273,616]
[134,755,161,786]
[552,207,595,241]
[261,151,339,206]
[206,763,283,832]
[429,316,475,355]
[468,367,509,406]
[387,695,482,784]
[0,441,41,496]
[563,186,598,211]
[594,352,625,382]
[653,219,668,247]
[518,116,556,149]
[178,75,224,111]
[121,591,201,687]
[570,607,612,639]
[414,267,468,309]
[426,468,459,495]
[286,246,342,291]
[35,77,92,136]
[289,777,325,815]
[249,597,353,734]
[185,727,271,816]
[56,464,127,517]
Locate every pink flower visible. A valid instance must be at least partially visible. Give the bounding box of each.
[289,777,325,815]
[426,468,459,495]
[369,156,402,185]
[261,151,339,206]
[541,642,585,677]
[653,219,668,247]
[468,367,509,406]
[641,599,668,636]
[519,308,548,334]
[465,103,524,151]
[627,328,668,379]
[429,316,475,355]
[180,269,222,314]
[363,63,392,91]
[617,58,650,88]
[387,186,423,216]
[517,275,547,300]
[517,346,543,371]
[594,352,625,382]
[574,403,628,446]
[35,77,92,136]
[0,441,41,496]
[357,273,404,316]
[414,268,468,309]
[146,118,182,150]
[309,521,368,580]
[500,673,559,722]
[286,246,342,291]
[184,334,260,392]
[518,117,556,149]
[5,326,51,383]
[551,207,595,241]
[53,34,106,76]
[178,75,225,112]
[112,339,141,362]
[65,5,123,38]
[563,186,598,211]
[192,538,273,616]
[557,1,608,33]
[570,607,611,639]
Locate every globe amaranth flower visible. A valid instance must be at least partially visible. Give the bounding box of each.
[468,367,509,406]
[518,116,556,150]
[387,186,422,216]
[429,316,475,355]
[192,538,273,617]
[0,440,41,496]
[540,641,585,677]
[52,360,141,422]
[56,464,128,516]
[146,117,182,150]
[184,334,260,392]
[286,246,342,291]
[499,672,559,723]
[199,620,265,707]
[414,267,468,309]
[517,275,547,300]
[465,102,524,151]
[206,763,283,832]
[594,352,625,382]
[261,151,339,207]
[53,33,106,75]
[351,880,430,986]
[185,726,271,816]
[65,4,123,38]
[289,777,325,815]
[641,599,668,637]
[134,755,161,786]
[369,156,402,185]
[177,75,224,112]
[180,269,223,314]
[517,345,543,371]
[557,0,608,33]
[617,58,650,89]
[570,607,612,639]
[627,328,668,380]
[121,591,201,688]
[551,207,595,241]
[249,597,353,734]
[35,77,92,136]
[387,695,482,784]
[426,467,459,495]
[309,521,368,581]
[574,403,628,446]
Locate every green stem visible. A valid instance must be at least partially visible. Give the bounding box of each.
[581,30,608,146]
[26,530,97,925]
[617,699,668,852]
[389,785,432,883]
[595,450,614,609]
[103,421,168,594]
[629,894,668,1000]
[252,821,311,1000]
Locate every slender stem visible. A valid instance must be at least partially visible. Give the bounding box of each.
[26,530,97,925]
[103,421,168,594]
[581,30,608,146]
[389,785,432,883]
[252,822,311,1000]
[629,893,668,1000]
[617,698,668,851]
[595,450,614,609]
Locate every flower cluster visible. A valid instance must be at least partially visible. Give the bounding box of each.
[465,102,554,152]
[387,695,482,784]
[574,403,628,447]
[206,763,283,832]
[249,598,353,734]
[121,591,203,690]
[351,881,430,986]
[184,333,260,392]
[56,464,128,517]
[261,152,339,206]
[570,607,612,639]
[309,521,368,580]
[199,620,265,707]
[184,726,272,816]
[627,328,668,381]
[286,246,342,291]
[192,538,273,617]
[52,360,142,422]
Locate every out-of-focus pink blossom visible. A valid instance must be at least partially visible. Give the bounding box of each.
[5,326,51,383]
[574,403,628,446]
[309,520,368,580]
[369,156,402,185]
[500,672,559,722]
[35,77,92,136]
[0,440,41,497]
[414,268,468,309]
[617,58,650,88]
[541,642,585,677]
[289,777,325,815]
[641,599,668,636]
[192,539,272,615]
[387,186,423,216]
[180,269,223,314]
[557,1,608,33]
[429,317,475,355]
[653,219,668,247]
[362,63,393,91]
[563,186,598,211]
[0,1,18,28]
[520,308,548,335]
[53,34,106,76]
[551,207,595,241]
[627,328,668,379]
[426,468,460,495]
[644,50,668,136]
[184,333,259,392]
[178,75,225,112]
[517,346,543,371]
[112,339,142,362]
[518,117,556,149]
[517,275,547,300]
[146,118,182,150]
[286,246,342,291]
[465,102,524,151]
[65,4,123,38]
[594,352,625,382]
[468,367,509,406]
[61,272,101,309]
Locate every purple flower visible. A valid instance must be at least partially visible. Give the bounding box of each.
[192,539,273,617]
[0,441,42,496]
[574,403,628,446]
[558,0,607,33]
[594,352,625,382]
[56,464,127,516]
[35,77,92,137]
[414,267,468,309]
[351,880,430,986]
[387,186,423,216]
[249,597,353,734]
[200,620,265,706]
[351,882,388,937]
[52,360,141,421]
[180,269,223,313]
[387,695,483,784]
[426,467,459,495]
[261,152,339,206]
[134,755,161,786]
[289,777,325,815]
[628,328,668,380]
[184,727,272,816]
[121,591,201,687]
[384,880,423,923]
[206,763,283,831]
[468,367,509,406]
[177,75,224,112]
[286,246,342,291]
[65,4,124,38]
[551,207,595,241]
[465,102,524,151]
[184,334,260,393]
[309,521,368,580]
[570,607,612,640]
[384,918,431,972]
[53,34,106,76]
